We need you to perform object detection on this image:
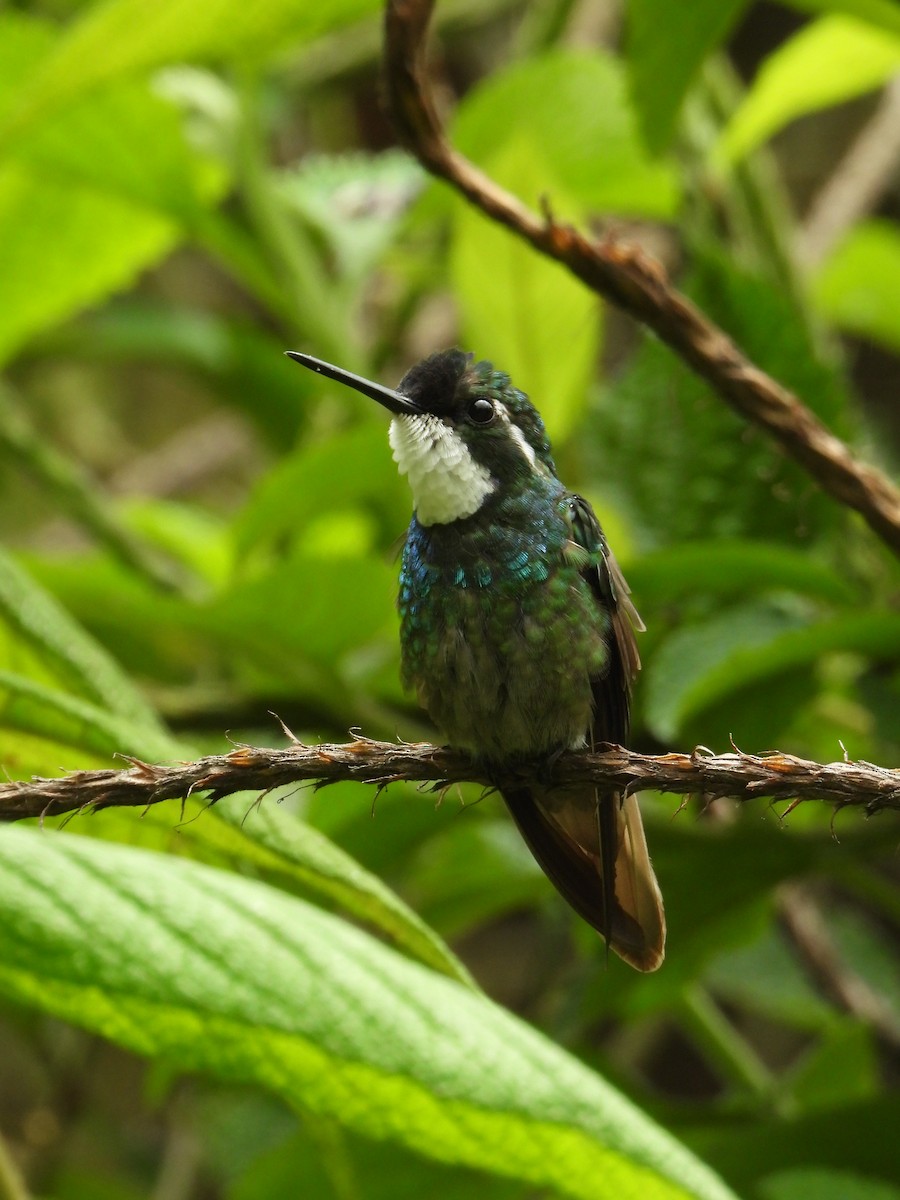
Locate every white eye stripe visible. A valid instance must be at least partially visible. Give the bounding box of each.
[505,418,537,469]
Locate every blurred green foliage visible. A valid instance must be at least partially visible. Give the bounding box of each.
[0,1,898,1198]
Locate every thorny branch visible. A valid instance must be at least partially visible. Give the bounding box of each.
[1,738,899,823]
[382,0,900,559]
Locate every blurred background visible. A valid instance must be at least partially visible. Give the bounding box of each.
[0,0,898,1197]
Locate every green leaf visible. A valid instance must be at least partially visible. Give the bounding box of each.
[812,219,900,352]
[759,1167,900,1200]
[645,608,900,742]
[787,1021,879,1112]
[595,247,846,548]
[787,0,900,38]
[716,15,900,165]
[408,819,544,939]
[453,49,679,216]
[686,1096,900,1194]
[450,136,600,442]
[233,423,405,564]
[0,12,56,116]
[625,0,748,153]
[276,152,426,284]
[0,0,383,147]
[207,554,397,672]
[0,13,231,361]
[0,161,177,364]
[40,743,470,988]
[0,670,179,764]
[627,540,856,608]
[51,303,307,446]
[705,927,834,1031]
[13,80,226,221]
[209,793,475,988]
[643,600,809,743]
[0,828,737,1200]
[230,1127,522,1200]
[0,546,164,732]
[85,775,470,987]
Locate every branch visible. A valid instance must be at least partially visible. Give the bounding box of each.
[381,0,900,559]
[799,73,900,269]
[1,739,899,823]
[779,883,900,1050]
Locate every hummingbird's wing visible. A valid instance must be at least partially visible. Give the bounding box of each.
[572,495,664,969]
[502,496,665,971]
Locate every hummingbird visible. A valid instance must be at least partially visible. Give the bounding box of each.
[287,348,665,970]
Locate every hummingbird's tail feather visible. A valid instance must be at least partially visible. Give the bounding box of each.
[501,784,665,971]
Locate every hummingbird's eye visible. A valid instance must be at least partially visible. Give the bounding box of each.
[467,397,496,426]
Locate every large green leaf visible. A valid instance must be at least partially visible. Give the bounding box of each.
[78,786,474,989]
[453,49,679,216]
[450,137,600,442]
[209,793,475,987]
[0,0,382,147]
[625,0,748,153]
[12,78,225,221]
[0,828,736,1200]
[0,12,224,222]
[716,15,900,165]
[0,13,230,362]
[0,162,177,365]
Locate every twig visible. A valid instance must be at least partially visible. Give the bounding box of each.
[1,738,899,823]
[799,74,900,269]
[381,0,900,558]
[779,883,900,1051]
[108,412,249,498]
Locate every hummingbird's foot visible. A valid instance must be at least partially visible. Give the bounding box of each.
[536,745,568,787]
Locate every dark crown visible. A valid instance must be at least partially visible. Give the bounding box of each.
[397,349,471,415]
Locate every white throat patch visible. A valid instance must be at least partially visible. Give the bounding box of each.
[389,414,495,526]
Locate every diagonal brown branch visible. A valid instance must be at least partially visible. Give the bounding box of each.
[382,0,900,558]
[1,739,899,823]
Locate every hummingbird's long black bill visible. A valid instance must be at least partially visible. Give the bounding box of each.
[285,352,420,415]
